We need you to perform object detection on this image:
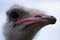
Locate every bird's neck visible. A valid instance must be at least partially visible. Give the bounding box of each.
[20,24,44,40]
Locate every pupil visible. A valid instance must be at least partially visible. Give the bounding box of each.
[10,11,19,19]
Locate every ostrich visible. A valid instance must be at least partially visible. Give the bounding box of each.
[4,5,56,40]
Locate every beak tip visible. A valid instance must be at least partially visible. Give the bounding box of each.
[49,16,57,24]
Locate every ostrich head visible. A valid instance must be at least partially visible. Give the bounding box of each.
[4,5,56,40]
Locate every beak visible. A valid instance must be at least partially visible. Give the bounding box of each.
[35,14,56,24]
[16,13,56,25]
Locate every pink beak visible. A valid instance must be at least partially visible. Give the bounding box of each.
[16,14,56,25]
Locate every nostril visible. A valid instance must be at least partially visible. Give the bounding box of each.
[35,15,42,17]
[35,14,47,17]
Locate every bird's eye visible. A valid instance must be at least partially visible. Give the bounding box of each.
[10,9,20,20]
[10,10,19,19]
